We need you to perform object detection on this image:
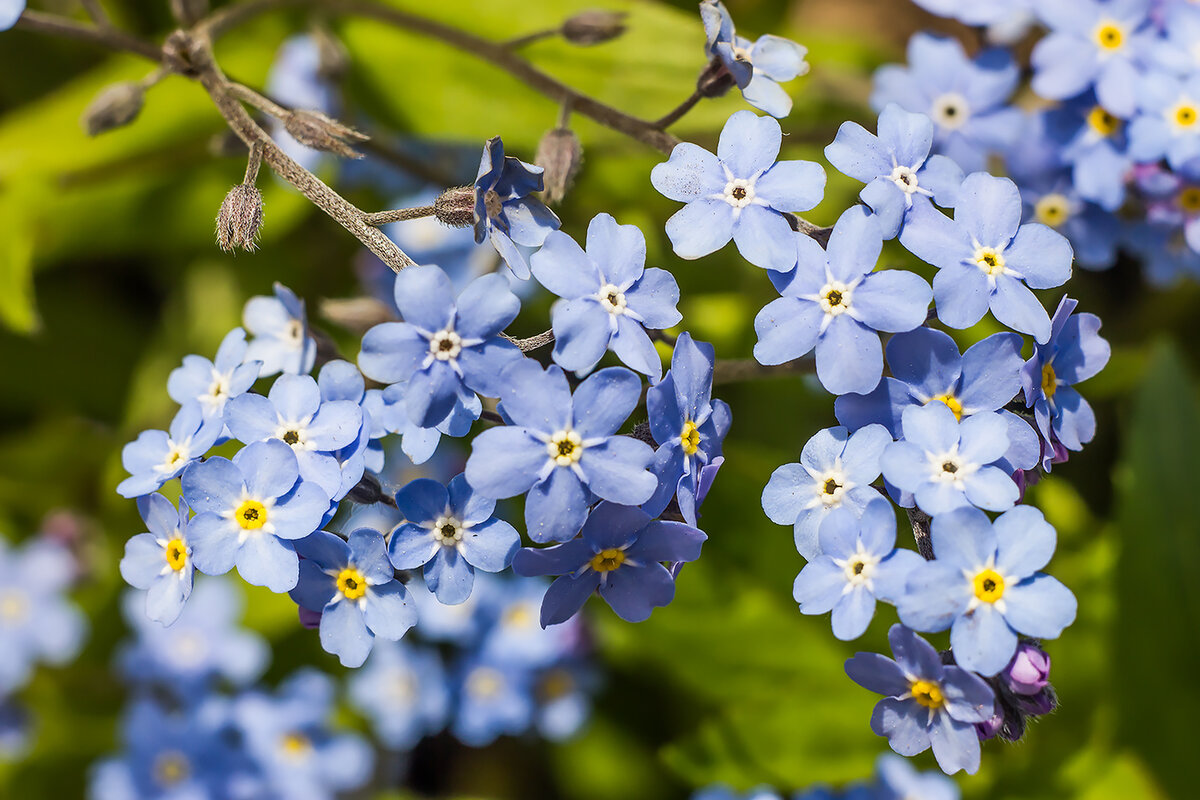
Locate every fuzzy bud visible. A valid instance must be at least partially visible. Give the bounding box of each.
[82,82,145,137]
[284,110,369,159]
[535,128,583,205]
[216,184,264,253]
[434,186,478,228]
[696,56,737,99]
[1004,642,1052,695]
[561,10,628,46]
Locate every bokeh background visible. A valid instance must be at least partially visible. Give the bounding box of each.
[0,0,1196,797]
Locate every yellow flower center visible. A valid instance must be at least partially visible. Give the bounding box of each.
[1034,193,1071,228]
[503,603,535,628]
[280,732,312,760]
[234,499,267,530]
[680,420,701,456]
[910,679,945,710]
[539,668,576,701]
[1086,106,1121,137]
[547,430,583,467]
[974,247,1006,275]
[0,591,28,622]
[1174,103,1199,128]
[589,548,626,573]
[336,567,367,600]
[973,568,1006,603]
[467,666,504,698]
[165,537,188,572]
[1180,187,1200,214]
[1042,363,1058,398]
[929,393,964,421]
[153,751,190,786]
[1095,22,1124,50]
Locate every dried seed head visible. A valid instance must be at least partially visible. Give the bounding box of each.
[284,110,369,159]
[82,82,145,137]
[535,128,583,205]
[216,184,264,253]
[561,10,628,45]
[434,186,478,228]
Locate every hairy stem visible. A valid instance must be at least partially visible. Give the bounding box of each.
[364,205,437,226]
[906,507,935,560]
[14,10,163,60]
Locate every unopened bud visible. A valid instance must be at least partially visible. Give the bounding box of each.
[561,10,628,46]
[1004,642,1051,695]
[284,110,369,159]
[696,55,736,98]
[975,710,1004,741]
[82,82,144,136]
[216,184,264,252]
[434,186,478,228]
[535,128,583,205]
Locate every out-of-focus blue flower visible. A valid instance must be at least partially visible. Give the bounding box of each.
[1145,3,1200,75]
[347,640,449,750]
[451,656,534,746]
[513,502,706,625]
[1138,164,1200,252]
[0,0,25,31]
[874,753,960,800]
[473,136,561,279]
[1044,96,1132,212]
[872,33,1021,172]
[225,372,363,500]
[1122,221,1200,285]
[880,402,1018,515]
[408,574,497,645]
[117,403,222,498]
[645,333,731,526]
[478,576,582,668]
[1017,172,1119,270]
[699,0,809,118]
[650,110,825,270]
[167,327,261,421]
[290,529,417,667]
[358,265,521,428]
[243,283,318,376]
[0,538,85,695]
[825,104,964,239]
[181,439,330,592]
[533,661,593,740]
[910,0,1028,28]
[755,207,932,395]
[118,579,267,692]
[1128,70,1200,169]
[763,424,892,560]
[0,700,29,760]
[900,172,1072,343]
[465,361,656,543]
[266,35,335,172]
[531,213,681,379]
[897,506,1077,676]
[693,785,784,800]
[1020,296,1110,469]
[845,624,995,774]
[120,494,195,625]
[792,499,922,640]
[1031,0,1152,118]
[388,474,520,604]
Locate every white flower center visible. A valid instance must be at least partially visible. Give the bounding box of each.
[429,329,462,361]
[547,429,584,466]
[835,544,880,589]
[433,515,464,547]
[597,283,628,315]
[809,466,851,509]
[819,281,853,316]
[275,420,312,450]
[156,441,191,476]
[889,165,921,195]
[284,319,304,344]
[973,245,1008,277]
[723,177,757,208]
[931,93,970,131]
[928,448,979,485]
[203,368,231,409]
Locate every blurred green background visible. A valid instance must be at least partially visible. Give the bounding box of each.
[0,0,1198,797]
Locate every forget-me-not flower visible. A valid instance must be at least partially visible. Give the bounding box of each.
[167,326,261,421]
[0,0,24,31]
[347,640,449,750]
[898,506,1077,676]
[1127,70,1200,169]
[874,753,961,800]
[699,0,810,118]
[117,402,222,498]
[531,213,681,379]
[316,359,373,498]
[452,656,535,746]
[473,136,561,279]
[754,206,932,395]
[120,493,195,625]
[650,110,825,270]
[243,282,317,376]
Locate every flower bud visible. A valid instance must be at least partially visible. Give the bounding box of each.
[535,128,583,205]
[82,82,145,137]
[434,186,478,228]
[298,606,322,630]
[284,110,368,159]
[216,184,264,253]
[1004,642,1051,695]
[975,710,1004,741]
[697,56,737,98]
[1016,689,1057,716]
[561,10,628,46]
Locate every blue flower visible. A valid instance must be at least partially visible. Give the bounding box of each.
[465,361,657,543]
[531,213,681,379]
[451,656,535,746]
[1127,70,1200,169]
[650,110,825,270]
[880,403,1018,515]
[388,475,520,605]
[473,136,561,279]
[1043,95,1132,212]
[0,538,85,695]
[225,372,364,500]
[347,640,449,750]
[0,0,25,31]
[872,33,1021,172]
[533,661,595,741]
[845,625,995,774]
[645,332,731,526]
[1016,171,1119,271]
[366,380,477,466]
[899,172,1073,343]
[478,576,582,667]
[699,0,810,118]
[834,328,1040,473]
[512,502,706,625]
[408,574,498,645]
[825,104,964,239]
[243,282,317,376]
[910,0,1027,27]
[874,753,960,800]
[358,265,522,428]
[166,326,261,420]
[181,439,330,592]
[1121,221,1200,285]
[117,402,222,498]
[763,424,892,560]
[792,499,922,640]
[897,506,1078,676]
[317,359,373,498]
[1031,0,1152,118]
[120,493,195,625]
[290,529,418,667]
[1019,296,1110,470]
[754,207,932,395]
